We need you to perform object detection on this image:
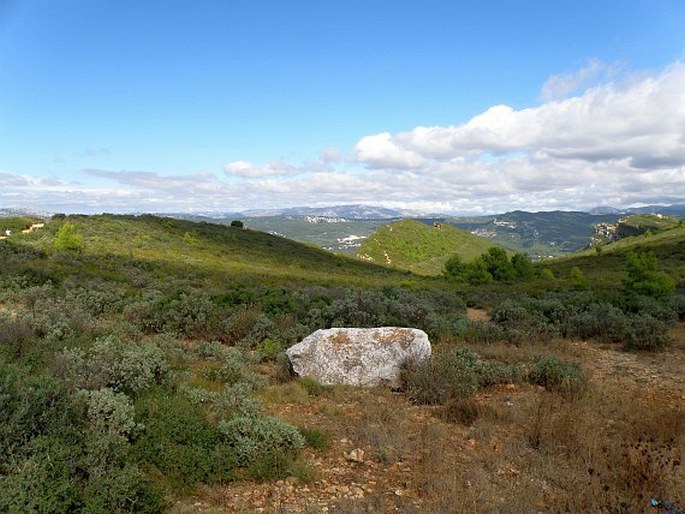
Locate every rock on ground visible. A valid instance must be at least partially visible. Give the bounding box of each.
[286,327,431,388]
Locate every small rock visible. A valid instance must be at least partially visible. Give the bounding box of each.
[347,448,365,463]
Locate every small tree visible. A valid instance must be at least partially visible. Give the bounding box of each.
[511,253,535,279]
[54,222,83,253]
[570,267,588,290]
[622,251,675,299]
[482,247,515,282]
[443,255,468,281]
[230,220,244,228]
[465,259,493,285]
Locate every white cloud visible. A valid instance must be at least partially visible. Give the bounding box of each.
[223,160,297,178]
[540,58,607,101]
[354,132,425,169]
[347,61,685,212]
[3,61,684,215]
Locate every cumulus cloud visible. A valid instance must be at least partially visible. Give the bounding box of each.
[348,61,685,212]
[355,132,425,169]
[3,61,684,215]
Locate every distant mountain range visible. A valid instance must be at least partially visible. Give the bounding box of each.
[3,204,684,258]
[4,203,685,221]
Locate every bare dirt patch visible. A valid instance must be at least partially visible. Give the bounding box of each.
[466,308,490,322]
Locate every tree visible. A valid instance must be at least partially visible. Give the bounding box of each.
[511,253,535,279]
[443,255,468,281]
[482,247,516,282]
[464,259,492,285]
[53,223,83,253]
[230,220,244,228]
[570,267,588,290]
[622,251,675,298]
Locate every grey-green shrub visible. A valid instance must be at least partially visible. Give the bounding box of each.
[623,315,670,351]
[56,335,168,396]
[402,348,482,405]
[219,415,304,468]
[402,347,524,405]
[82,387,141,442]
[529,356,584,395]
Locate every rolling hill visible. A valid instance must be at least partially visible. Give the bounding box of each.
[0,214,421,290]
[356,219,498,275]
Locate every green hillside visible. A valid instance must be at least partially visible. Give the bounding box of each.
[448,210,620,257]
[550,222,685,289]
[2,214,418,290]
[357,219,497,275]
[621,213,681,232]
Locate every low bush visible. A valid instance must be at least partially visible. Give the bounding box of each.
[563,303,629,343]
[132,391,236,489]
[622,315,670,351]
[299,426,332,450]
[55,335,169,396]
[219,414,305,478]
[528,355,585,395]
[402,347,522,405]
[297,376,329,397]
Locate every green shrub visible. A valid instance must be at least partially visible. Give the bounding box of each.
[622,315,670,351]
[53,222,83,253]
[0,436,84,514]
[622,251,676,299]
[56,336,169,396]
[219,415,305,470]
[132,391,236,488]
[512,253,535,279]
[529,356,584,395]
[669,294,685,321]
[82,463,165,514]
[482,247,516,282]
[298,426,331,450]
[297,376,329,397]
[0,365,78,465]
[402,348,481,405]
[541,268,555,281]
[443,254,468,281]
[570,267,588,290]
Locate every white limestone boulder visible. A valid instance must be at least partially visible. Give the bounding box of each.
[285,327,431,388]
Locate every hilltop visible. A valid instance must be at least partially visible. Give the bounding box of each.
[356,219,498,275]
[593,213,682,246]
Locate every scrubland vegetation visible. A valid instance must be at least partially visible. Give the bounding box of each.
[1,214,683,512]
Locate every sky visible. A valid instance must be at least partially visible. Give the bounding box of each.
[1,0,684,215]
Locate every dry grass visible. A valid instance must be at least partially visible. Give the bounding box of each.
[182,336,684,513]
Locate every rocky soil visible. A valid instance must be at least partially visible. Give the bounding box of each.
[170,325,685,513]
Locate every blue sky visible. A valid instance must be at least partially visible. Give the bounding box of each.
[1,0,684,214]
